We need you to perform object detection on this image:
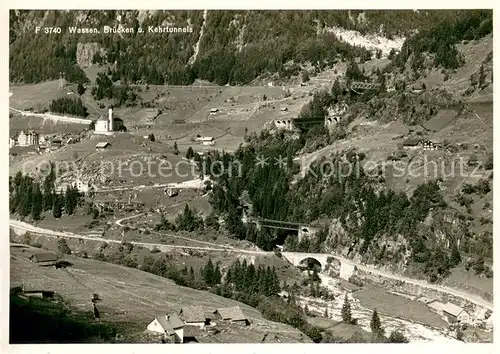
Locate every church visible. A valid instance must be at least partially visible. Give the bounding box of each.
[94,108,124,135]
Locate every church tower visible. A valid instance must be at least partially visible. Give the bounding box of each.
[108,108,113,132]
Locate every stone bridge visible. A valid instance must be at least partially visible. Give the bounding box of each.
[281,252,356,279]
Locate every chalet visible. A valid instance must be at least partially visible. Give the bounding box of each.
[95,142,111,151]
[179,306,211,327]
[147,313,185,343]
[29,252,58,266]
[442,302,470,323]
[402,138,421,150]
[213,306,250,326]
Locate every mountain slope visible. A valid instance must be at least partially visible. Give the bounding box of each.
[10,10,473,86]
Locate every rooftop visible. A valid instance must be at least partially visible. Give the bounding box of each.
[95,142,110,148]
[155,313,184,331]
[30,252,57,263]
[442,302,464,317]
[179,306,206,323]
[215,306,247,321]
[403,138,421,146]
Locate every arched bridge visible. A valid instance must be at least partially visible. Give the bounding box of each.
[281,252,356,279]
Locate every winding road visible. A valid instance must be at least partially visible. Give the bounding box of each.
[9,218,493,311]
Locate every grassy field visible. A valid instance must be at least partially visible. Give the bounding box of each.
[10,244,308,343]
[354,284,448,329]
[307,317,373,342]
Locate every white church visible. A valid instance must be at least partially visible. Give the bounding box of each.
[94,108,124,135]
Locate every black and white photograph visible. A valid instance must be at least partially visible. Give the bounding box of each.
[4,6,494,346]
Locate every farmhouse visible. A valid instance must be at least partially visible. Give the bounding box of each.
[17,130,39,147]
[195,136,215,146]
[29,252,58,266]
[179,306,211,327]
[442,302,470,323]
[147,313,185,343]
[402,138,421,150]
[95,142,111,151]
[213,306,250,326]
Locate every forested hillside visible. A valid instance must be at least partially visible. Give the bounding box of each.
[9,9,477,86]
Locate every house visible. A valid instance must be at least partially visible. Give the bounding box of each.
[213,306,250,326]
[179,306,211,327]
[422,140,441,151]
[51,139,62,147]
[442,302,469,323]
[17,130,39,147]
[147,313,185,343]
[74,179,91,193]
[402,138,422,150]
[29,252,58,266]
[195,137,215,146]
[280,107,288,112]
[38,136,47,146]
[96,142,111,151]
[9,135,16,148]
[209,108,219,115]
[22,290,56,299]
[44,144,60,154]
[166,187,178,197]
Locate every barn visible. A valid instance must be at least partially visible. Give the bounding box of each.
[179,306,211,327]
[29,253,57,267]
[213,306,250,326]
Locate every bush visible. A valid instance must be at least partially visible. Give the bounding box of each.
[57,238,71,255]
[389,331,409,343]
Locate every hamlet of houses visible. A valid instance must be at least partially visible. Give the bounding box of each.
[147,305,250,343]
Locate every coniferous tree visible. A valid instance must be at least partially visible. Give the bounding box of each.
[173,142,179,155]
[450,246,462,267]
[370,309,384,338]
[19,178,33,218]
[203,258,215,286]
[52,194,63,218]
[77,82,85,95]
[341,294,352,324]
[31,184,43,221]
[186,146,194,159]
[478,64,486,88]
